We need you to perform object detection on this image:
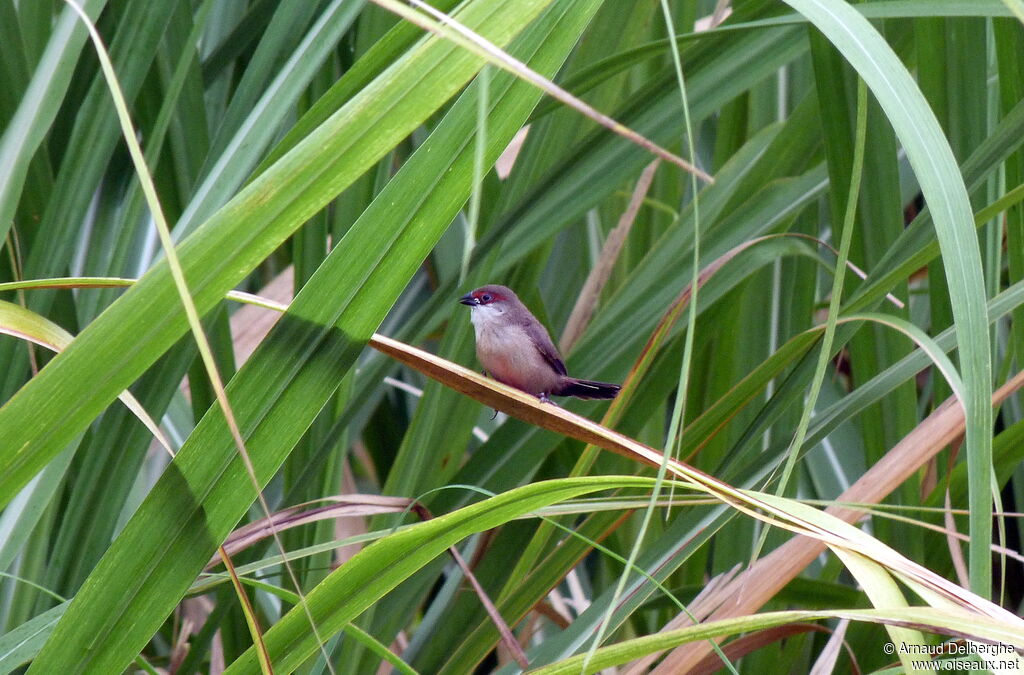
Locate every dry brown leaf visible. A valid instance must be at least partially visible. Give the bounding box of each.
[206,495,411,569]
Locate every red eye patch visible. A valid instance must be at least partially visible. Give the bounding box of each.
[474,290,503,304]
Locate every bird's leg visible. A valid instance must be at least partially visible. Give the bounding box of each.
[480,371,500,418]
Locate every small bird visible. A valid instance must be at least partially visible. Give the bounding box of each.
[459,284,620,403]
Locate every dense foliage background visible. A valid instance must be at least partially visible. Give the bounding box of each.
[2,0,1024,672]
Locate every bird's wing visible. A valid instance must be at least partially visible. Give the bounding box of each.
[523,319,567,376]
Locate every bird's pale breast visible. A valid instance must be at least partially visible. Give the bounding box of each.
[474,321,562,396]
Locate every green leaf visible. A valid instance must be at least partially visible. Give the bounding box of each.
[0,602,66,675]
[530,607,1023,675]
[0,0,552,510]
[783,0,993,596]
[225,477,653,674]
[0,0,108,245]
[25,2,579,672]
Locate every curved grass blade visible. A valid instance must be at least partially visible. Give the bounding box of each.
[530,607,1022,675]
[221,477,657,674]
[371,0,712,183]
[0,299,169,452]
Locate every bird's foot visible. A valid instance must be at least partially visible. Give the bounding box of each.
[537,393,559,406]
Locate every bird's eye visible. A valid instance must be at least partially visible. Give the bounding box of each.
[481,294,492,303]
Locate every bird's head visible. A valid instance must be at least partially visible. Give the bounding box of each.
[459,285,517,308]
[459,285,519,323]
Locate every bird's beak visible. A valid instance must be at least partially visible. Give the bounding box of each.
[459,293,479,306]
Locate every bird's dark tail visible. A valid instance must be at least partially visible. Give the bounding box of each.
[557,378,620,400]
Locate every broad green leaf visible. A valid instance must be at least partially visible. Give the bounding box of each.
[0,0,552,510]
[26,2,583,672]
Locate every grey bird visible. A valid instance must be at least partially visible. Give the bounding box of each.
[459,284,620,402]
